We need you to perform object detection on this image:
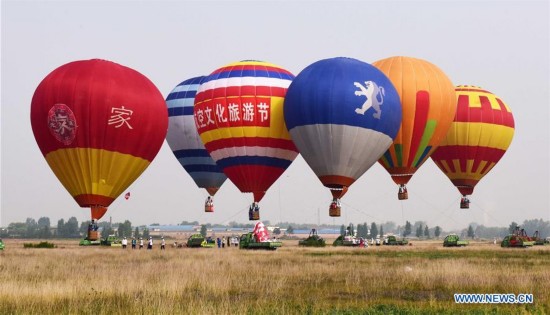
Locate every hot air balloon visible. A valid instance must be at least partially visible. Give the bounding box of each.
[431,85,514,208]
[165,76,227,212]
[284,57,402,216]
[194,60,298,220]
[373,56,456,200]
[31,59,168,240]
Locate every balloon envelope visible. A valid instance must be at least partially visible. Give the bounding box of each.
[31,59,168,219]
[284,57,402,198]
[431,85,514,196]
[194,60,298,202]
[373,56,456,187]
[165,76,227,195]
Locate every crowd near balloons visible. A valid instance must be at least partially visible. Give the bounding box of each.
[30,56,515,225]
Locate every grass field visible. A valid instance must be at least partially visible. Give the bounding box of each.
[0,238,549,314]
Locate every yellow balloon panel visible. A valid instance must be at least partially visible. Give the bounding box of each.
[431,85,515,196]
[45,148,150,207]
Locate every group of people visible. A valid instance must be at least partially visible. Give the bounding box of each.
[358,237,381,247]
[216,236,239,248]
[121,236,166,250]
[118,235,241,249]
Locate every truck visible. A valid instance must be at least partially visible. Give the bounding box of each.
[101,235,122,247]
[79,238,101,246]
[79,234,120,246]
[501,234,535,248]
[501,227,536,248]
[333,234,362,246]
[200,237,216,248]
[442,234,469,247]
[384,235,409,246]
[298,229,326,247]
[239,232,282,250]
[187,234,205,248]
[531,231,547,246]
[333,225,363,247]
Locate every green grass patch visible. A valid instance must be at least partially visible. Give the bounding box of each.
[23,242,56,248]
[304,249,550,260]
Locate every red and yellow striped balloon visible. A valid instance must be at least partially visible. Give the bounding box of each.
[31,59,168,219]
[431,85,514,198]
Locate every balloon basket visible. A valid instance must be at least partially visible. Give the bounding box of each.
[249,211,260,221]
[460,201,470,209]
[329,206,341,217]
[398,192,408,200]
[88,230,99,241]
[204,205,214,213]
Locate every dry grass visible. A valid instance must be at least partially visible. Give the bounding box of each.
[0,239,549,314]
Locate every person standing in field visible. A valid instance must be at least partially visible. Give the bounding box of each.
[131,238,136,249]
[139,238,144,249]
[147,237,153,250]
[161,238,166,250]
[216,237,221,248]
[122,237,128,249]
[222,236,226,248]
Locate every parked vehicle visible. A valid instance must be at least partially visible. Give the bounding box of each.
[239,232,281,250]
[299,229,326,247]
[442,234,468,247]
[384,235,409,246]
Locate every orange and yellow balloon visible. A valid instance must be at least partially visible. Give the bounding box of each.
[431,85,514,206]
[373,56,457,199]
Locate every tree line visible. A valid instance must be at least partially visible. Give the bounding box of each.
[334,221,442,239]
[1,217,150,239]
[2,217,548,240]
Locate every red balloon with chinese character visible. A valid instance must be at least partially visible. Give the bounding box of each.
[30,59,168,220]
[194,60,298,219]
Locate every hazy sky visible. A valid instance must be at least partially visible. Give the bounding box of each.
[1,0,549,230]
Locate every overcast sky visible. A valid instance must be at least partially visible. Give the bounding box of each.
[1,0,549,230]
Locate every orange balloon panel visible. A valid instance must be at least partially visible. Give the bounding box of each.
[431,86,514,196]
[374,57,456,185]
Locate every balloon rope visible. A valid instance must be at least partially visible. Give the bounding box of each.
[470,200,505,227]
[339,200,382,222]
[216,205,249,226]
[409,190,461,227]
[401,200,405,227]
[429,196,462,228]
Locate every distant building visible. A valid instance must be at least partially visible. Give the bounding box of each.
[147,225,198,238]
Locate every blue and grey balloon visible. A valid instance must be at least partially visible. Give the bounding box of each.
[165,76,227,199]
[283,57,402,206]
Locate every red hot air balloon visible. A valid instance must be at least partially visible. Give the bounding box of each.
[31,59,167,239]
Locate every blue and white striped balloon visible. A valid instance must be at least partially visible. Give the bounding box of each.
[166,76,226,196]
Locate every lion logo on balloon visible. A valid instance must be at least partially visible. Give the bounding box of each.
[354,81,384,119]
